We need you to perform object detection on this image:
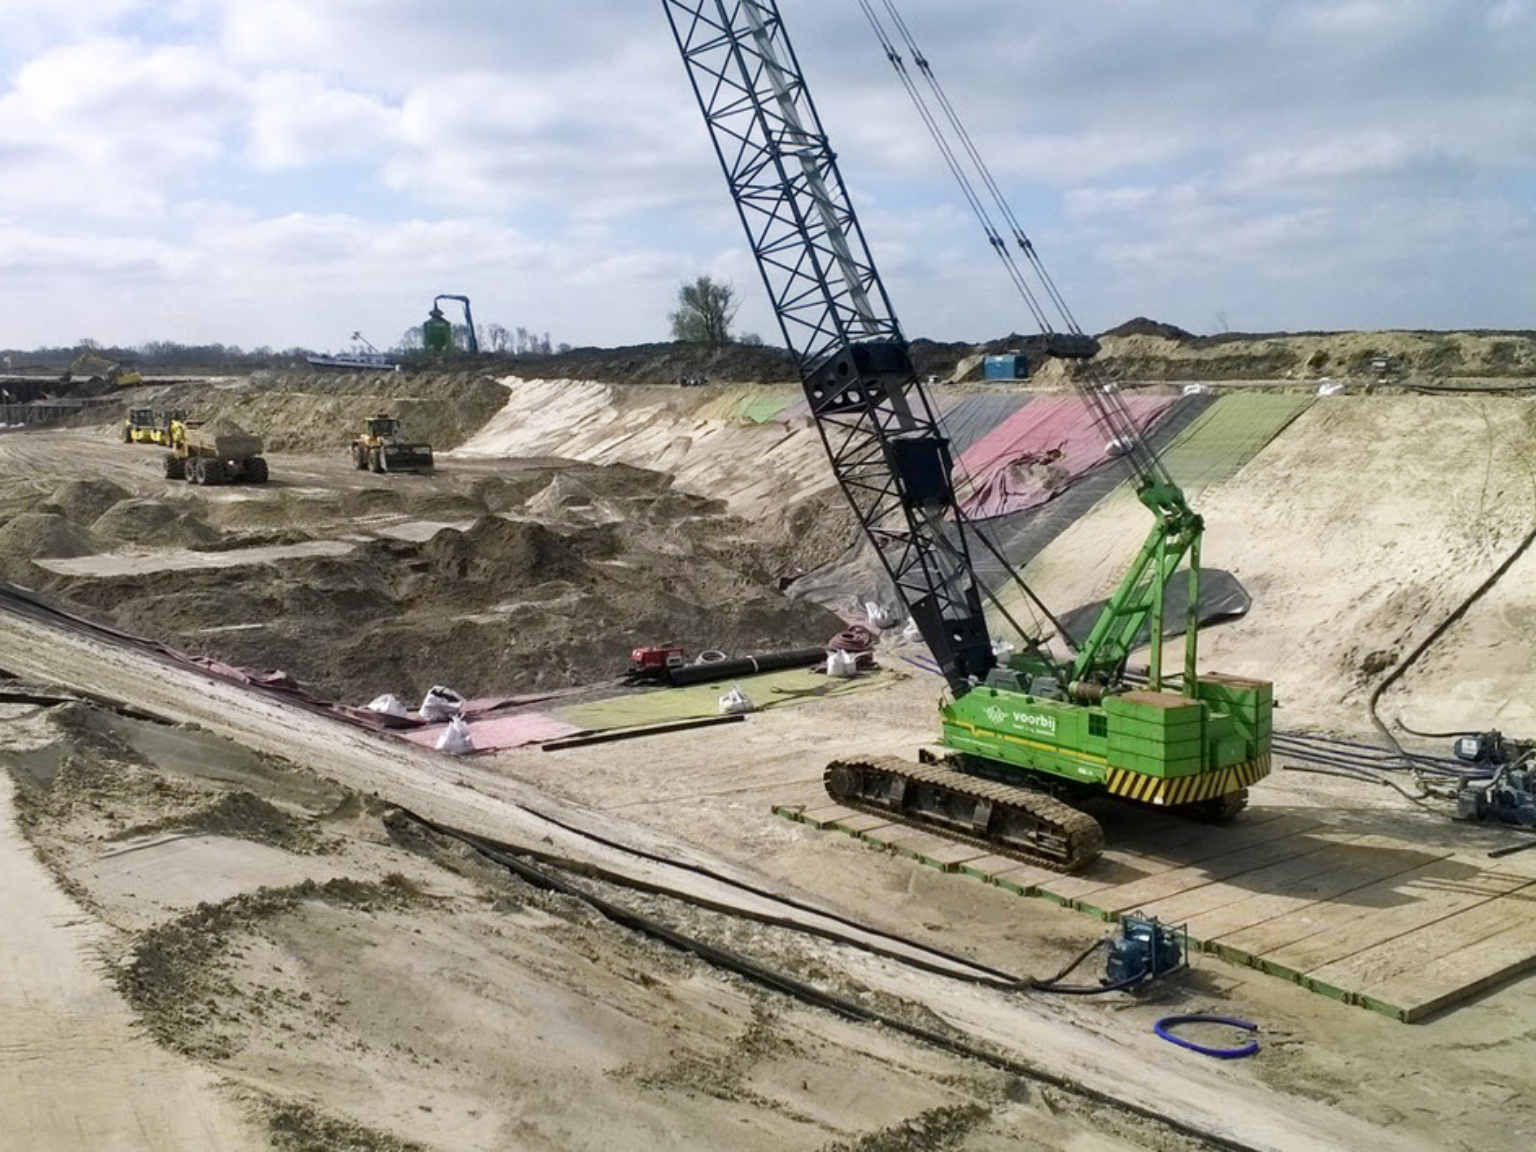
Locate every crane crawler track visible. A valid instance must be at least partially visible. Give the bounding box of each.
[824,756,1104,873]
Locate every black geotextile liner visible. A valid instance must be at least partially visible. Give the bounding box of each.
[1055,566,1252,648]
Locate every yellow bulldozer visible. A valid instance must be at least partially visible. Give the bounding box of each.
[351,414,434,474]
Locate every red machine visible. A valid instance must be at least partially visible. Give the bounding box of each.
[628,646,686,681]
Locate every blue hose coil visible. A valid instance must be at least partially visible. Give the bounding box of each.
[1154,1014,1260,1059]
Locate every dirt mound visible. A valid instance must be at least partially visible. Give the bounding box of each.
[0,514,102,571]
[49,479,131,524]
[92,500,220,547]
[115,791,326,853]
[54,459,844,702]
[1094,330,1536,383]
[145,372,510,454]
[500,340,795,386]
[1100,316,1196,341]
[419,516,585,585]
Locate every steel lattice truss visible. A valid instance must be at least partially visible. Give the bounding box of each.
[663,0,899,374]
[664,0,999,685]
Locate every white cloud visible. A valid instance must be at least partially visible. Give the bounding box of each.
[247,74,399,170]
[0,1,1534,348]
[0,37,243,218]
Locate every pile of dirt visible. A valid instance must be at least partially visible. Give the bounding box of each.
[113,791,329,854]
[498,340,795,385]
[1092,329,1536,383]
[139,372,510,454]
[0,514,102,580]
[92,500,220,547]
[48,478,131,524]
[1100,316,1197,341]
[47,462,845,703]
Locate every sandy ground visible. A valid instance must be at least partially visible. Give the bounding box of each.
[0,605,1438,1152]
[6,383,1536,1150]
[0,706,261,1150]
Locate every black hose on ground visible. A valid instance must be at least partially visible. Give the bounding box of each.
[403,808,1259,1152]
[1368,523,1536,758]
[1394,718,1487,741]
[1280,763,1445,813]
[388,806,1030,989]
[665,646,826,686]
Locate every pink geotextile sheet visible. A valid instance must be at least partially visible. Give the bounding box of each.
[397,711,582,752]
[956,394,1178,519]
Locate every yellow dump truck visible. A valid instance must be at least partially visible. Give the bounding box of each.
[164,420,269,485]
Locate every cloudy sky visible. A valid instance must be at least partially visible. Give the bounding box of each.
[1,0,1532,352]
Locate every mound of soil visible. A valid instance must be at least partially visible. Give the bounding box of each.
[114,791,326,854]
[418,517,585,586]
[92,500,220,547]
[0,514,102,569]
[1100,316,1196,341]
[143,372,510,454]
[49,479,132,524]
[52,469,844,703]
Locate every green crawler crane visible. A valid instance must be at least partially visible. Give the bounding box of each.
[666,0,1271,871]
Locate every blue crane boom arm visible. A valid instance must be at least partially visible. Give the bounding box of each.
[433,295,479,355]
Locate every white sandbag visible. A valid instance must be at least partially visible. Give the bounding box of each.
[419,685,466,722]
[902,618,922,642]
[366,694,411,719]
[993,639,1018,663]
[1182,383,1211,396]
[826,649,860,679]
[719,684,756,714]
[435,715,475,756]
[864,601,900,630]
[1317,382,1346,397]
[1105,437,1136,458]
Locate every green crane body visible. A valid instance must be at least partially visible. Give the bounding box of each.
[941,477,1273,811]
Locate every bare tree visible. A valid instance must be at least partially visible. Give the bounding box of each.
[669,276,738,345]
[478,323,514,354]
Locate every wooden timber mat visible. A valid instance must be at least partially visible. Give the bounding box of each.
[773,798,1536,1023]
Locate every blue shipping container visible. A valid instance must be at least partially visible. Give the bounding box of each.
[983,354,1031,381]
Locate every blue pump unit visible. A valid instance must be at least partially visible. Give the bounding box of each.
[1106,915,1185,985]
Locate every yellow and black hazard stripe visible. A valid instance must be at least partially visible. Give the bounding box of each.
[1105,754,1271,808]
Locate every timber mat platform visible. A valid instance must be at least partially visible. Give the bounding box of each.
[773,801,1536,1022]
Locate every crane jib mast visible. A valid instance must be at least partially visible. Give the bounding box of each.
[663,0,1015,690]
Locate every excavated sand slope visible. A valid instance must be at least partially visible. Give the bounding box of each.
[460,380,1536,734]
[1023,395,1536,733]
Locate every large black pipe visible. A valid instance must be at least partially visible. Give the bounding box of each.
[666,646,827,687]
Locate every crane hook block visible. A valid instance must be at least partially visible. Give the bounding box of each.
[804,341,915,417]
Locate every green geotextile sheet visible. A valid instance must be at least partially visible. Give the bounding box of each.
[692,387,799,425]
[552,666,897,732]
[1154,393,1315,496]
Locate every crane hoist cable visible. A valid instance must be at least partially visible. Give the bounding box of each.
[858,0,1180,498]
